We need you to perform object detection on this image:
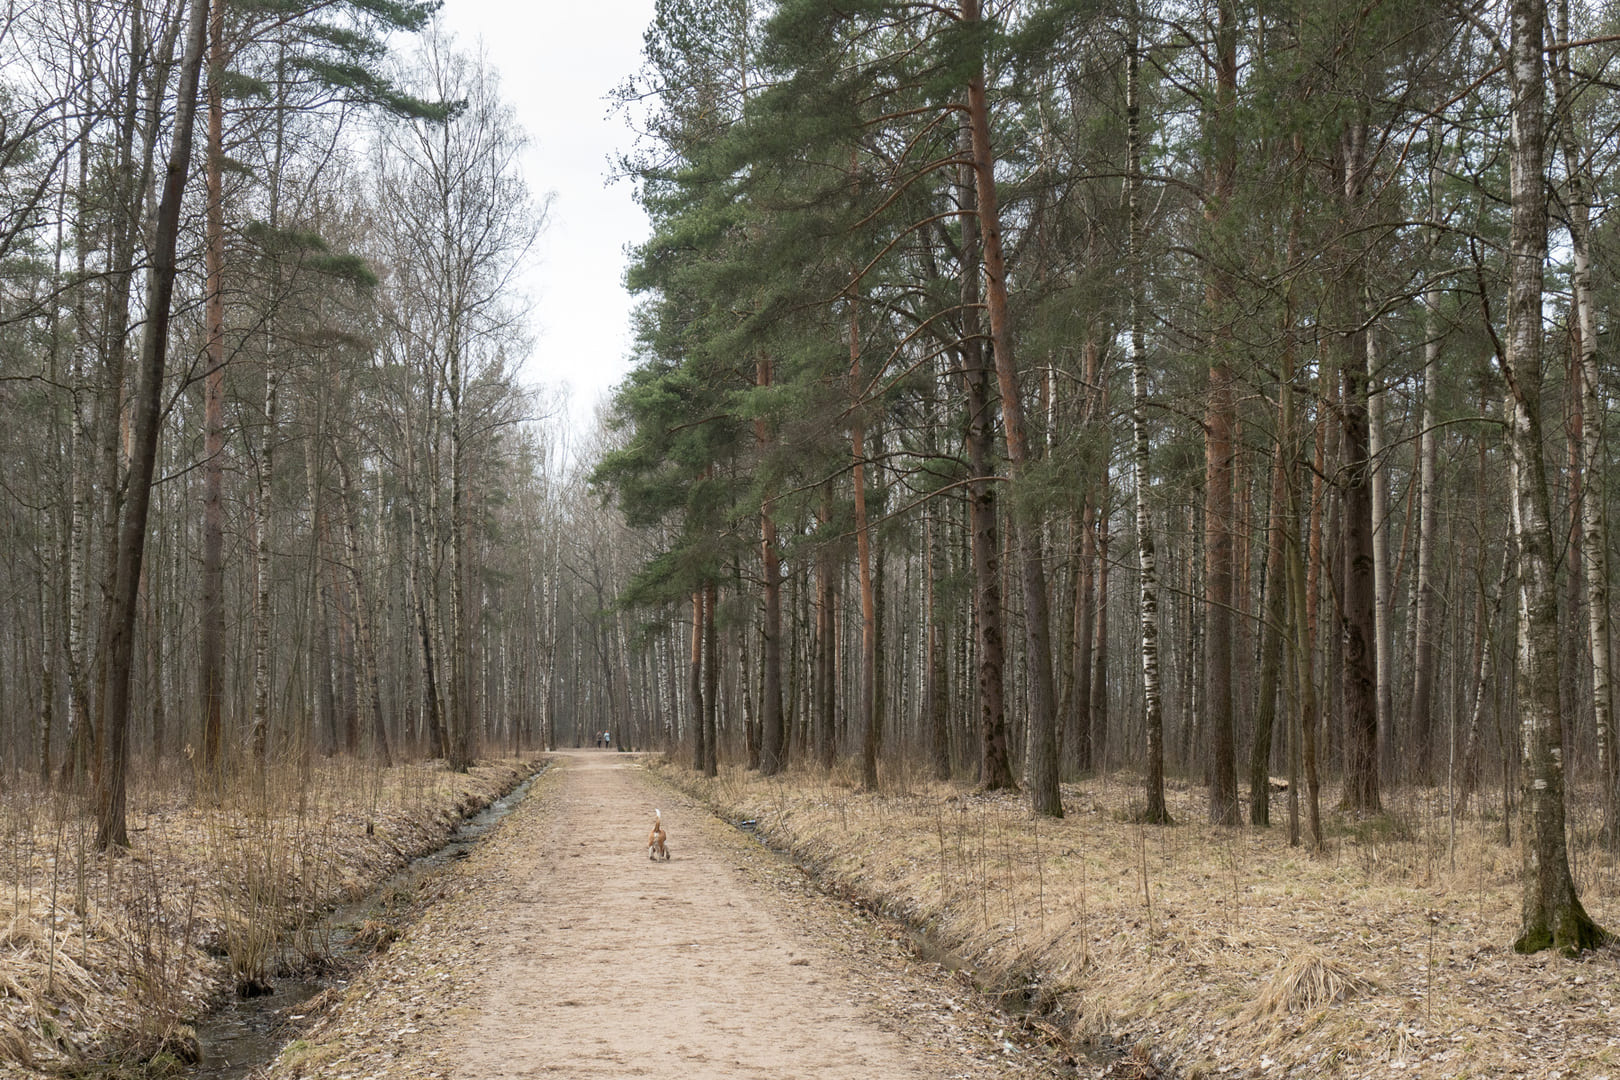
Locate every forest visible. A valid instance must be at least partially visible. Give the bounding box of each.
[0,0,1615,1068]
[0,0,561,826]
[596,0,1616,958]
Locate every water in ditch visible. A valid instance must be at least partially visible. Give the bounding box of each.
[187,771,540,1079]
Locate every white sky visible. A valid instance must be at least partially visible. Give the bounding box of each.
[438,0,657,444]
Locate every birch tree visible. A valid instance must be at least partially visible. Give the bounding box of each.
[1503,0,1606,955]
[374,29,540,771]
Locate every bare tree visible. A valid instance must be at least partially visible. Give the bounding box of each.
[96,0,210,851]
[372,28,541,771]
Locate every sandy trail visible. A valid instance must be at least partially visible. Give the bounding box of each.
[445,751,1041,1079]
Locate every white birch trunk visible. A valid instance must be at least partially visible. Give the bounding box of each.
[1505,0,1605,953]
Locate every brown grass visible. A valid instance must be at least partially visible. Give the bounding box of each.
[0,755,537,1078]
[654,760,1620,1079]
[1242,949,1376,1021]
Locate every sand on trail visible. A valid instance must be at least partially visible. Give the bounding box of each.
[445,751,1056,1080]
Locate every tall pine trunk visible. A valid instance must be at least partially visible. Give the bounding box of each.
[703,580,719,777]
[1203,0,1240,826]
[757,354,786,775]
[964,0,1059,816]
[691,589,706,771]
[851,303,880,791]
[1337,121,1381,815]
[956,111,1012,792]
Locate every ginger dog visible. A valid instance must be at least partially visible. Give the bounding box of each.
[647,809,670,861]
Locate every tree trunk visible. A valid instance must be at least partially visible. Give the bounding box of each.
[448,347,472,772]
[1250,444,1286,826]
[1337,121,1380,815]
[925,374,952,780]
[691,589,705,771]
[956,113,1012,792]
[738,588,758,769]
[964,0,1058,815]
[1549,0,1616,843]
[333,448,392,768]
[816,486,838,768]
[1072,504,1095,772]
[250,371,277,762]
[1127,23,1168,824]
[61,92,95,790]
[81,0,172,794]
[1505,0,1607,954]
[198,0,227,781]
[1092,518,1110,770]
[307,438,339,757]
[1339,336,1381,813]
[1459,545,1509,814]
[852,311,880,792]
[1277,197,1323,850]
[757,354,787,775]
[96,0,210,851]
[251,78,288,762]
[1203,0,1240,827]
[1367,329,1395,783]
[1409,228,1442,786]
[703,580,719,777]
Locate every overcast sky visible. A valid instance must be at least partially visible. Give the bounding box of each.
[437,0,657,446]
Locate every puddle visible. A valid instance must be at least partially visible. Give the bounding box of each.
[187,769,542,1079]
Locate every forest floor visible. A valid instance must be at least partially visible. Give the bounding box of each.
[254,749,1085,1080]
[0,756,538,1078]
[21,752,1616,1078]
[653,759,1620,1079]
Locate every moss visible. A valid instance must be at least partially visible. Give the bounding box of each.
[1513,904,1613,957]
[279,1039,342,1071]
[143,1052,185,1077]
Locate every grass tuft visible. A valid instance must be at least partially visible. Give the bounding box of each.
[1241,948,1376,1021]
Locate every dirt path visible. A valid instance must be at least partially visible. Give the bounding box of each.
[449,751,1043,1078]
[263,751,1074,1080]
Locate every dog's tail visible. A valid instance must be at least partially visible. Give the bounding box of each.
[654,808,662,823]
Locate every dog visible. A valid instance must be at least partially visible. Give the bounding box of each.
[647,809,670,861]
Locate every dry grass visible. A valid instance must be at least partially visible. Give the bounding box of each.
[0,755,537,1078]
[654,760,1620,1079]
[1241,949,1377,1021]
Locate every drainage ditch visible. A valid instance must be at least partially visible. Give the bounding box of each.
[728,812,1131,1077]
[186,770,542,1079]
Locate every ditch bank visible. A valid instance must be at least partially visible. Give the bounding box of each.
[647,760,1620,1080]
[187,768,544,1080]
[2,757,542,1080]
[651,762,1148,1079]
